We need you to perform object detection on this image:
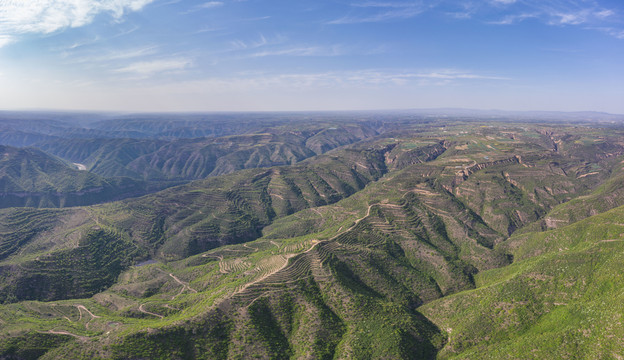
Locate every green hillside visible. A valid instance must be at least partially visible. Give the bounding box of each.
[421,204,624,359]
[1,120,624,359]
[0,146,150,208]
[35,123,378,181]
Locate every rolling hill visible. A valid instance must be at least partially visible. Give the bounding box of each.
[34,124,379,181]
[0,145,151,208]
[1,117,624,359]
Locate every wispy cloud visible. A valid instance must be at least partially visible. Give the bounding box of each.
[548,10,592,25]
[249,45,345,58]
[481,0,623,38]
[328,2,426,24]
[66,45,159,64]
[199,2,223,9]
[487,13,537,25]
[546,8,616,26]
[595,9,615,18]
[0,0,155,47]
[194,26,222,34]
[230,35,269,50]
[491,0,517,5]
[54,36,101,52]
[113,58,191,76]
[352,2,423,8]
[180,1,223,14]
[409,70,510,81]
[590,27,624,39]
[228,34,288,51]
[0,35,13,48]
[176,69,510,91]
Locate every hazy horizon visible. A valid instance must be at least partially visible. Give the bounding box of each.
[2,107,623,117]
[1,0,623,113]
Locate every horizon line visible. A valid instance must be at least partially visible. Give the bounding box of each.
[1,107,623,117]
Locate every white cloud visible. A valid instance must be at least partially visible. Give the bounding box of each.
[328,8,424,24]
[410,70,510,81]
[0,0,154,47]
[249,45,344,58]
[65,45,159,64]
[352,2,422,8]
[595,9,615,18]
[482,1,623,37]
[591,27,624,39]
[329,2,426,24]
[229,35,269,50]
[488,13,537,25]
[227,34,288,52]
[113,58,191,76]
[0,34,13,47]
[166,69,509,91]
[551,11,590,25]
[198,2,223,9]
[180,1,224,14]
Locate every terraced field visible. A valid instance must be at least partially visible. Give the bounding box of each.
[2,120,624,358]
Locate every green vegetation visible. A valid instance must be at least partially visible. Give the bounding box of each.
[1,118,624,358]
[0,145,153,208]
[35,123,378,181]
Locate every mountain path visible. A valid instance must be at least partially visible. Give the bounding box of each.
[236,203,375,305]
[74,304,100,329]
[138,303,164,319]
[243,243,258,252]
[169,273,197,300]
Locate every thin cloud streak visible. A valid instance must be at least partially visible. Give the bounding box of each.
[168,69,511,90]
[328,2,426,24]
[180,1,223,14]
[113,58,191,76]
[249,45,345,58]
[328,8,425,24]
[487,13,537,25]
[480,0,623,38]
[351,2,424,8]
[199,2,223,9]
[64,45,160,64]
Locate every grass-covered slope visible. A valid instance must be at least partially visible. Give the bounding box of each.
[0,143,396,304]
[421,204,624,359]
[0,145,107,193]
[35,138,168,179]
[2,121,624,359]
[0,145,149,208]
[35,124,378,181]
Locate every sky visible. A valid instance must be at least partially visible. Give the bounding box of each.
[0,0,623,113]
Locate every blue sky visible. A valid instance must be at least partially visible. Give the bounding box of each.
[0,0,623,113]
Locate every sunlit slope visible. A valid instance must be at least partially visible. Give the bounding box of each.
[0,162,499,359]
[421,203,624,359]
[1,122,624,359]
[0,144,398,304]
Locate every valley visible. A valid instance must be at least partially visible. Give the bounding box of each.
[1,112,624,359]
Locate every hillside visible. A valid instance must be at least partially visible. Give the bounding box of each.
[34,124,378,181]
[1,119,624,359]
[421,203,624,359]
[0,145,150,208]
